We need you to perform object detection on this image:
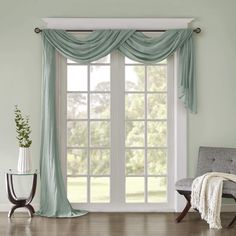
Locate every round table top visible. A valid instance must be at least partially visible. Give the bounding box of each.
[6,169,39,175]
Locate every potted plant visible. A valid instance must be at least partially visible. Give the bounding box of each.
[14,105,32,173]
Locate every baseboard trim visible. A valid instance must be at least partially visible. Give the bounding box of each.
[188,204,236,213]
[0,203,235,213]
[0,204,39,212]
[221,204,236,212]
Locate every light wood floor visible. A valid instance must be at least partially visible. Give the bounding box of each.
[0,212,236,236]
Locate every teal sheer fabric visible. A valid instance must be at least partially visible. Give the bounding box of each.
[43,29,196,112]
[38,29,196,217]
[37,35,87,217]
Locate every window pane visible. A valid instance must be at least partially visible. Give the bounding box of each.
[67,121,87,147]
[67,93,87,119]
[125,66,145,91]
[147,66,167,92]
[148,177,167,203]
[67,59,77,64]
[90,93,110,119]
[67,65,87,91]
[125,57,141,64]
[90,121,110,147]
[126,177,144,203]
[125,94,144,120]
[147,94,167,119]
[125,57,166,65]
[147,149,167,175]
[147,121,167,147]
[126,149,144,175]
[91,54,110,64]
[90,149,110,175]
[157,59,167,64]
[90,66,110,91]
[125,121,145,147]
[90,177,110,203]
[67,149,87,175]
[67,177,87,203]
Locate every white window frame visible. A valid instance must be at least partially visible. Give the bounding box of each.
[49,18,193,212]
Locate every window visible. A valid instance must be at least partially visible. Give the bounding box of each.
[66,55,111,203]
[124,57,168,203]
[59,32,175,211]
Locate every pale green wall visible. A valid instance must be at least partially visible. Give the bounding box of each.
[1,0,236,206]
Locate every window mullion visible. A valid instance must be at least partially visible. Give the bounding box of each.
[144,66,148,203]
[110,51,125,205]
[167,55,175,208]
[87,64,91,203]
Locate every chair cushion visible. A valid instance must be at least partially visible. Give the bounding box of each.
[175,178,236,198]
[175,178,194,191]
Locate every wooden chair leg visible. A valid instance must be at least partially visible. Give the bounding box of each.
[227,216,236,228]
[175,193,191,223]
[227,197,236,228]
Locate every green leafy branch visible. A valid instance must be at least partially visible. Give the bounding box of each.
[14,105,32,148]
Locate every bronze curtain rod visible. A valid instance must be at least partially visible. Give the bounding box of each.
[34,27,201,34]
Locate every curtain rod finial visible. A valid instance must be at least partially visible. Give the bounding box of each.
[34,28,42,34]
[194,27,201,34]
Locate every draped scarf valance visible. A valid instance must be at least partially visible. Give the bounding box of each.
[38,29,196,218]
[43,29,196,112]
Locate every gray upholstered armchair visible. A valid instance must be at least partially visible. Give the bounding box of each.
[175,146,236,227]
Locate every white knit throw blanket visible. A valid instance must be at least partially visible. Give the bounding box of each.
[191,172,236,229]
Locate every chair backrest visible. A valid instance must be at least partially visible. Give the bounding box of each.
[196,146,236,177]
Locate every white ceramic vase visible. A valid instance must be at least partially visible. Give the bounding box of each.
[17,147,31,173]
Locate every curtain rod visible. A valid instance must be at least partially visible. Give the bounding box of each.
[34,27,201,34]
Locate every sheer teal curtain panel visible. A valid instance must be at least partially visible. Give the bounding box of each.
[37,35,87,217]
[39,29,196,217]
